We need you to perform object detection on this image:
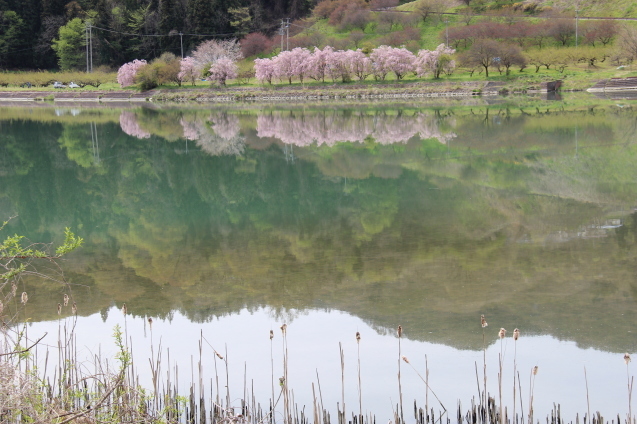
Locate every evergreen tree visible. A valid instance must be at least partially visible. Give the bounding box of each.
[52,17,86,70]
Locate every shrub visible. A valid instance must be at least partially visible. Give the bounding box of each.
[241,33,273,57]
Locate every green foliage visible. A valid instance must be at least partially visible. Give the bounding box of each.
[52,18,87,70]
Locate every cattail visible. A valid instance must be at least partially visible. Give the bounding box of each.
[122,303,127,315]
[533,365,539,375]
[401,356,409,364]
[148,317,153,328]
[513,328,520,341]
[397,325,402,338]
[20,292,28,305]
[356,331,361,343]
[57,303,62,315]
[499,328,506,339]
[63,294,69,307]
[215,351,224,360]
[71,302,77,314]
[625,353,631,365]
[280,323,287,334]
[269,329,274,340]
[481,314,488,328]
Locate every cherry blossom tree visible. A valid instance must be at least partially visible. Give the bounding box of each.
[208,57,238,86]
[254,58,276,84]
[192,39,243,74]
[415,44,456,79]
[117,59,147,87]
[274,47,311,84]
[326,49,354,82]
[307,46,334,82]
[370,45,415,80]
[349,49,372,81]
[178,57,199,86]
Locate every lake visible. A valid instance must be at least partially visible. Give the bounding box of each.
[0,95,636,423]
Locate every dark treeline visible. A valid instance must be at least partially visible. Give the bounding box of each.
[0,0,314,70]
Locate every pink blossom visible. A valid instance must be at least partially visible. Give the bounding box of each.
[307,46,334,82]
[180,113,243,156]
[349,49,372,81]
[370,45,415,80]
[192,39,243,73]
[117,59,147,87]
[254,58,276,84]
[178,57,199,85]
[120,111,150,139]
[208,57,238,86]
[256,110,456,146]
[274,47,312,84]
[415,44,456,79]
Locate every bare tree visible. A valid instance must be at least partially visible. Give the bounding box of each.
[459,38,501,77]
[617,25,637,61]
[414,0,447,23]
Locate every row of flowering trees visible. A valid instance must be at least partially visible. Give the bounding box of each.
[255,44,455,84]
[117,39,455,88]
[117,40,242,88]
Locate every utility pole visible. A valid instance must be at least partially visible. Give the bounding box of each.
[85,23,89,73]
[179,32,184,58]
[279,20,285,52]
[445,19,449,47]
[575,7,579,48]
[286,18,290,51]
[89,22,93,72]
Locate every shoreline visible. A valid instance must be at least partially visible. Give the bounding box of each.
[0,80,565,103]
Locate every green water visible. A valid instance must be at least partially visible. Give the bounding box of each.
[1,99,637,355]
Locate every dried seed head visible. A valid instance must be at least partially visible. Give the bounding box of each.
[63,294,69,307]
[397,325,403,338]
[269,330,274,340]
[499,328,506,339]
[481,315,488,328]
[513,328,520,341]
[532,365,539,375]
[11,283,16,297]
[57,303,62,315]
[401,356,409,364]
[20,292,28,305]
[625,353,631,365]
[280,323,287,334]
[356,331,361,343]
[0,300,3,315]
[71,302,77,315]
[216,351,224,360]
[122,303,127,315]
[148,317,153,328]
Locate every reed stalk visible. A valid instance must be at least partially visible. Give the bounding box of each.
[625,353,633,424]
[513,329,520,424]
[529,366,538,424]
[584,366,590,424]
[498,328,506,424]
[402,355,446,419]
[271,329,275,424]
[339,341,346,424]
[356,331,362,421]
[481,315,488,409]
[398,325,404,424]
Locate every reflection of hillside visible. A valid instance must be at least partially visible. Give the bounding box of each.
[2,104,637,355]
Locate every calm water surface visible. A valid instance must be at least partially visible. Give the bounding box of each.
[1,97,637,420]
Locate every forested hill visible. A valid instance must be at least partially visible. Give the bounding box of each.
[0,0,314,70]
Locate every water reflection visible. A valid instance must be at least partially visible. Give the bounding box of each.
[1,102,637,359]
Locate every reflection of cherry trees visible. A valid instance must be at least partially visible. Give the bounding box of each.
[256,111,456,146]
[179,112,244,156]
[119,111,151,139]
